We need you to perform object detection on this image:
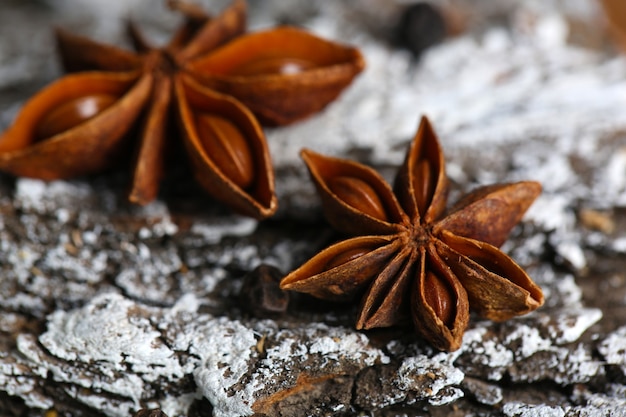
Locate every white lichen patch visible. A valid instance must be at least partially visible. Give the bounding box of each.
[503,402,565,417]
[567,384,626,417]
[537,308,603,345]
[396,355,464,405]
[303,323,389,365]
[12,294,195,415]
[0,349,52,410]
[39,293,183,380]
[508,344,601,385]
[41,243,109,283]
[244,322,390,409]
[457,328,515,381]
[526,267,582,310]
[270,322,387,363]
[379,304,603,400]
[390,307,604,395]
[114,243,185,304]
[593,146,626,208]
[598,326,626,373]
[461,377,503,406]
[504,324,553,360]
[352,351,465,409]
[189,318,258,417]
[190,216,258,244]
[14,178,95,215]
[14,294,257,416]
[8,291,388,417]
[492,311,600,384]
[427,386,464,406]
[133,201,179,238]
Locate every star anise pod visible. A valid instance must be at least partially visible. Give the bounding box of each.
[600,0,626,50]
[280,116,544,351]
[0,0,364,219]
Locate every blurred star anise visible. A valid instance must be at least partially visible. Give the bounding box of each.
[600,0,626,51]
[0,0,364,219]
[280,116,544,351]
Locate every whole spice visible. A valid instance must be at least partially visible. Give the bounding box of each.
[394,2,466,58]
[395,2,447,57]
[0,0,364,219]
[239,264,290,318]
[280,116,544,351]
[600,0,626,50]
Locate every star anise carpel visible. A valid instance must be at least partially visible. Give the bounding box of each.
[280,116,544,351]
[600,0,626,51]
[0,0,364,219]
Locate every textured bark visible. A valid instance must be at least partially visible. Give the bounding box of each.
[1,1,626,416]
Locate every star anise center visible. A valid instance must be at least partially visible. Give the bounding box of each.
[145,49,182,76]
[408,222,433,247]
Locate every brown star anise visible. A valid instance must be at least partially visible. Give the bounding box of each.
[280,116,544,351]
[0,0,364,219]
[600,0,626,50]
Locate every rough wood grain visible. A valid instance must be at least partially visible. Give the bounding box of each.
[1,1,626,416]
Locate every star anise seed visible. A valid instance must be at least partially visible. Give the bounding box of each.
[280,116,544,351]
[0,0,364,219]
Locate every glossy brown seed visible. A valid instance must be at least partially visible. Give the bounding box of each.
[423,271,454,327]
[230,57,316,76]
[414,159,433,216]
[195,113,254,189]
[324,247,370,271]
[187,26,365,126]
[327,176,388,221]
[35,94,118,141]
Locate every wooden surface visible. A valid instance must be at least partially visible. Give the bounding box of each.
[1,1,626,416]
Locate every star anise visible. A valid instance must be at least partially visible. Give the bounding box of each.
[600,0,626,50]
[0,0,364,219]
[280,116,544,351]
